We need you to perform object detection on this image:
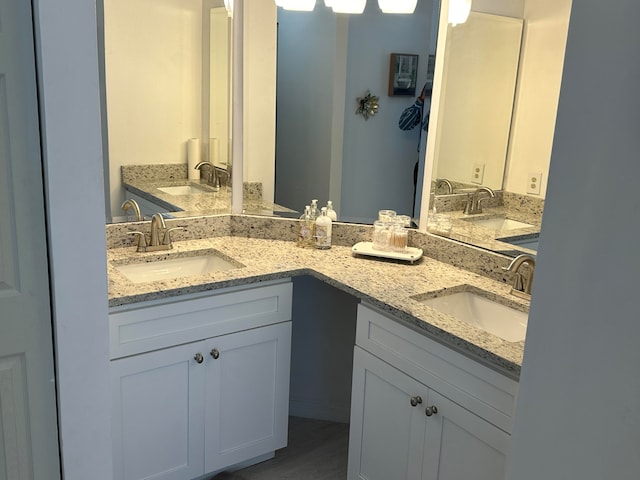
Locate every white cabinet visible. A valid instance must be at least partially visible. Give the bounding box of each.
[110,281,293,480]
[111,341,205,480]
[348,304,517,480]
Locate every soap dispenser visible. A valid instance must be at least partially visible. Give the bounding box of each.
[297,205,314,248]
[315,207,332,250]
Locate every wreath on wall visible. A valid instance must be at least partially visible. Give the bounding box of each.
[356,91,379,120]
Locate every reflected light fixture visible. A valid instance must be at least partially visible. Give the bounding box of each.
[274,0,316,11]
[224,0,233,17]
[331,0,367,14]
[378,0,418,14]
[448,0,472,26]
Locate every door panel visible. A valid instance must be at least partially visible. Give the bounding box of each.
[422,390,510,480]
[111,342,205,480]
[204,322,291,473]
[348,347,428,480]
[0,0,60,478]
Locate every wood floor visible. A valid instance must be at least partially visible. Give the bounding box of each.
[212,416,349,480]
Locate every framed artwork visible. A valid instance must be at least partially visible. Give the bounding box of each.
[388,53,419,96]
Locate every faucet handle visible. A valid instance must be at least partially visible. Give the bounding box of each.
[162,227,184,246]
[129,231,148,252]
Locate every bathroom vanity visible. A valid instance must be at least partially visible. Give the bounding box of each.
[106,220,527,480]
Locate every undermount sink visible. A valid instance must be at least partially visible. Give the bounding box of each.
[413,288,528,342]
[465,217,534,231]
[157,185,210,196]
[115,252,244,284]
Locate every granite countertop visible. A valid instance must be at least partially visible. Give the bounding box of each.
[107,235,529,379]
[124,179,298,218]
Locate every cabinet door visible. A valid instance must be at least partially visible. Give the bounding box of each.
[111,342,206,480]
[421,390,510,480]
[348,347,428,480]
[204,322,292,473]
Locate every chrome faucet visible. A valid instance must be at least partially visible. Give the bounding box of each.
[435,178,454,194]
[121,198,142,221]
[503,254,536,300]
[194,161,220,190]
[129,213,181,252]
[463,186,495,215]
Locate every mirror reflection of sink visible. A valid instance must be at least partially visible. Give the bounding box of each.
[464,217,534,231]
[115,252,244,284]
[412,287,528,342]
[157,185,210,195]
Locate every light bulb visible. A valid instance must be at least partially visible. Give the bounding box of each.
[275,0,316,11]
[448,0,472,26]
[378,0,418,14]
[331,0,367,14]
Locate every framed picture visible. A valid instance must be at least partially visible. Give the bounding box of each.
[388,53,419,96]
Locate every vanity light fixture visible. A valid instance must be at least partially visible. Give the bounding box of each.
[378,0,418,14]
[274,0,316,11]
[331,0,367,14]
[448,0,472,26]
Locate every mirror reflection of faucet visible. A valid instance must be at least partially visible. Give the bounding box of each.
[463,187,495,215]
[121,198,143,221]
[435,178,454,194]
[195,161,221,190]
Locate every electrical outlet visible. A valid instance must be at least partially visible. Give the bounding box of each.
[471,163,485,184]
[526,172,543,195]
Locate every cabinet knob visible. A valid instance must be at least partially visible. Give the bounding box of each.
[425,405,438,417]
[210,348,220,360]
[194,352,204,364]
[410,396,423,407]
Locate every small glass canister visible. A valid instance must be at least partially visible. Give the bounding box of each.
[391,224,408,252]
[378,209,397,222]
[372,220,393,251]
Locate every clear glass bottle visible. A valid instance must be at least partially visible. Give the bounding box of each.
[297,205,314,248]
[315,207,332,250]
[326,200,338,222]
[310,199,319,220]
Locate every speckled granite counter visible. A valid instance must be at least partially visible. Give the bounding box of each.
[107,223,529,379]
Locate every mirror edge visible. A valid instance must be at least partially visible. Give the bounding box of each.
[418,0,450,232]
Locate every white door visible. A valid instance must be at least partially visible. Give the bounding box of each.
[204,322,292,473]
[348,347,428,480]
[110,341,206,480]
[422,390,510,480]
[0,0,60,479]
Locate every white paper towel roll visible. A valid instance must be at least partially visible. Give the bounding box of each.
[187,138,201,180]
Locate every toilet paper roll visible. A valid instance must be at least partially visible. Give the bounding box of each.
[187,138,201,180]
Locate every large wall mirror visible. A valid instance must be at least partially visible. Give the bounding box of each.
[100,0,572,258]
[101,0,234,223]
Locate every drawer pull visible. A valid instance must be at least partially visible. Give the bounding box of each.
[194,352,204,364]
[410,396,423,407]
[425,405,438,417]
[210,348,220,360]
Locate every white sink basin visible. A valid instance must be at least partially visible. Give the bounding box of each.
[466,217,533,231]
[415,290,528,342]
[115,253,244,284]
[158,185,209,195]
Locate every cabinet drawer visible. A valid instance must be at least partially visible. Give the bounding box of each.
[356,303,518,433]
[110,280,293,359]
